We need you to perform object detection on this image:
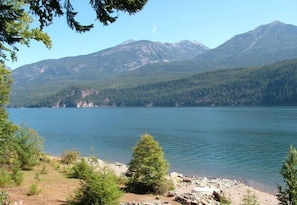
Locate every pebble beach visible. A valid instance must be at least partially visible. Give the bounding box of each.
[91,157,279,205]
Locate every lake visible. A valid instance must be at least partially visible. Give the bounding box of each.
[8,107,297,193]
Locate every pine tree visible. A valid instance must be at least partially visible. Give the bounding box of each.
[0,64,18,166]
[68,164,122,205]
[126,133,170,194]
[277,146,297,205]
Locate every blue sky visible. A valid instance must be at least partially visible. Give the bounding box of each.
[6,0,297,69]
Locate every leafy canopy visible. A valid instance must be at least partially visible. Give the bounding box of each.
[126,133,169,194]
[0,0,51,62]
[0,0,148,62]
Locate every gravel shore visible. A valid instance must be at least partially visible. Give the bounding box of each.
[100,159,279,205]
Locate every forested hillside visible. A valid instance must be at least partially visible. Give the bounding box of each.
[11,59,297,107]
[10,21,297,106]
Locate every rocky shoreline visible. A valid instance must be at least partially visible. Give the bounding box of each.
[87,158,279,205]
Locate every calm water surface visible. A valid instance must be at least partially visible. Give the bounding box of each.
[8,107,297,193]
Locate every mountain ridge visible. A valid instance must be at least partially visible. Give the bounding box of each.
[117,20,297,82]
[10,21,297,106]
[194,21,297,66]
[12,40,209,85]
[11,58,297,107]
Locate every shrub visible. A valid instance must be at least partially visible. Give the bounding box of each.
[11,166,23,186]
[0,191,9,205]
[67,166,122,205]
[13,126,43,170]
[0,169,12,187]
[213,191,231,205]
[34,171,41,181]
[126,134,170,194]
[40,164,48,175]
[153,178,175,194]
[72,159,93,180]
[61,150,80,164]
[27,183,41,196]
[240,189,259,205]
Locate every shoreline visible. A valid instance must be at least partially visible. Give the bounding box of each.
[80,157,279,205]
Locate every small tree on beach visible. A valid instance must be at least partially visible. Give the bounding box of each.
[126,133,170,194]
[67,164,122,205]
[240,189,259,205]
[277,146,297,205]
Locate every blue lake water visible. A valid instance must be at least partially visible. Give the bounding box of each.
[8,107,297,193]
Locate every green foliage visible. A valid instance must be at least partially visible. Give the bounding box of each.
[67,165,122,205]
[12,126,43,170]
[11,165,23,186]
[1,64,42,171]
[61,150,80,164]
[126,134,169,194]
[0,65,18,164]
[277,146,297,205]
[1,120,43,172]
[0,1,51,62]
[16,58,297,107]
[0,169,12,187]
[34,171,41,181]
[0,166,23,187]
[220,198,232,205]
[0,64,12,106]
[240,189,259,205]
[0,0,147,62]
[71,159,93,180]
[39,164,48,175]
[0,191,9,205]
[213,191,231,205]
[26,0,147,33]
[27,183,41,196]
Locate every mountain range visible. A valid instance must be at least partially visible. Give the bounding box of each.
[10,21,297,107]
[12,40,208,85]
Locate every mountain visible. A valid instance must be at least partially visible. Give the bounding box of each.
[12,40,209,86]
[128,21,297,77]
[10,21,297,106]
[193,20,297,68]
[14,59,297,107]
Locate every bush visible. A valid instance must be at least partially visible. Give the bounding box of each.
[71,159,93,180]
[213,191,231,205]
[13,126,43,170]
[153,178,175,194]
[0,166,23,187]
[126,134,170,194]
[0,169,12,187]
[61,150,80,164]
[0,191,9,205]
[240,189,259,205]
[27,183,41,196]
[40,164,48,175]
[67,166,122,205]
[11,166,23,186]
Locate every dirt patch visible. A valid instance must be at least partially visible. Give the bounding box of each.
[2,161,177,205]
[4,163,80,205]
[120,193,180,205]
